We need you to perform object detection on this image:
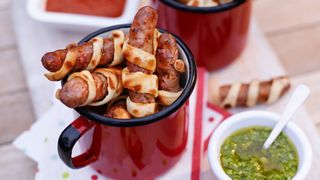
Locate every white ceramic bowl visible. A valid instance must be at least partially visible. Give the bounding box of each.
[208,111,312,180]
[27,0,140,31]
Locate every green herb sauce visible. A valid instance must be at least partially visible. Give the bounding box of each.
[220,127,298,180]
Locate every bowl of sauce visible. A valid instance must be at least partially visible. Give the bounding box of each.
[46,0,126,18]
[27,0,140,31]
[208,111,312,180]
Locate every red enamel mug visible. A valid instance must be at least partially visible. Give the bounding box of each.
[57,24,197,179]
[152,0,252,71]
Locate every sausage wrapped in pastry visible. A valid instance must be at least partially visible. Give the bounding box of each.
[209,76,291,108]
[156,33,185,106]
[42,30,125,81]
[56,68,123,108]
[122,6,159,118]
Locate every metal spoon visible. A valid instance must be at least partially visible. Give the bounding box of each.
[263,84,310,149]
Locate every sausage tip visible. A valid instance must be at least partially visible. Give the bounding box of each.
[41,52,63,72]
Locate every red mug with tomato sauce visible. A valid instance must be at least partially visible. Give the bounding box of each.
[152,0,251,71]
[57,24,197,179]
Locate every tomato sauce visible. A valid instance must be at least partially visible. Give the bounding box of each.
[46,0,126,18]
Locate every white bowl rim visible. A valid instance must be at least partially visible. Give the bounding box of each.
[26,0,140,27]
[208,110,312,180]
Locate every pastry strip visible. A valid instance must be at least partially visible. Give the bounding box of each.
[45,44,78,81]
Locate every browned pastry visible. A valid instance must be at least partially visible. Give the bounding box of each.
[42,30,125,81]
[105,105,131,119]
[56,68,123,108]
[104,96,131,119]
[122,6,159,117]
[208,76,291,108]
[156,33,185,106]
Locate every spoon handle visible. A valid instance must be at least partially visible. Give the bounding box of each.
[263,84,310,149]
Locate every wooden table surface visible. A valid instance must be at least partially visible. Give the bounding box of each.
[1,0,320,179]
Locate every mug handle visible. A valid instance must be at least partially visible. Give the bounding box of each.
[58,116,98,169]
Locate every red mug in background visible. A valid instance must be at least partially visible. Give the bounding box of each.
[58,24,197,179]
[153,0,251,71]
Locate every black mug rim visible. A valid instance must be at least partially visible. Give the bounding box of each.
[61,24,197,127]
[159,0,247,13]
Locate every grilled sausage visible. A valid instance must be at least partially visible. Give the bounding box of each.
[156,33,181,92]
[58,73,108,108]
[42,30,125,81]
[155,33,185,106]
[57,68,123,108]
[208,76,291,108]
[126,6,158,104]
[42,38,114,73]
